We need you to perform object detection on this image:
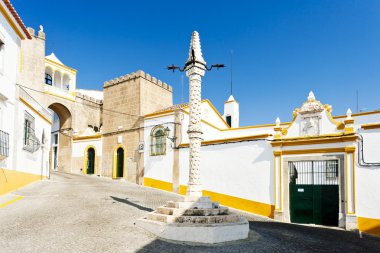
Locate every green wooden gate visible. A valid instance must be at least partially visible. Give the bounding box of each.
[87,148,95,174]
[116,147,124,178]
[289,160,339,226]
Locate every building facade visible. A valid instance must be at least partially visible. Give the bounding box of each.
[0,0,51,195]
[143,92,380,236]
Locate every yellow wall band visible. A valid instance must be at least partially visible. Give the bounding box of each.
[0,169,45,196]
[19,97,53,125]
[144,177,173,192]
[358,216,380,236]
[144,177,274,218]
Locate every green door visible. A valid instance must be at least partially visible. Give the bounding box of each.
[87,148,95,174]
[289,160,339,226]
[116,148,124,178]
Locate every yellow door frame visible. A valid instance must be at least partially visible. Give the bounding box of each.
[113,144,126,179]
[83,145,97,175]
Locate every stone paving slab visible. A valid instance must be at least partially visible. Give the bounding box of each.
[0,172,379,253]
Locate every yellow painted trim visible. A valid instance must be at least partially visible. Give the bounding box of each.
[361,122,380,130]
[144,177,173,192]
[203,99,231,128]
[144,110,175,119]
[44,90,76,102]
[19,97,53,125]
[358,216,380,236]
[0,196,24,208]
[73,134,102,141]
[271,134,357,147]
[324,104,344,129]
[179,134,271,147]
[274,154,277,210]
[334,109,380,119]
[224,122,290,131]
[280,147,347,155]
[178,184,274,218]
[280,155,283,211]
[112,144,126,179]
[45,58,77,73]
[224,100,239,105]
[0,3,26,40]
[83,145,97,175]
[0,168,45,196]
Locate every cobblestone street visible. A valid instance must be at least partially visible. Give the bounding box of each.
[0,172,379,253]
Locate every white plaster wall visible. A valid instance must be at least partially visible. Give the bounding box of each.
[0,11,22,172]
[14,101,51,177]
[355,129,380,219]
[179,141,274,205]
[144,115,175,183]
[72,139,102,157]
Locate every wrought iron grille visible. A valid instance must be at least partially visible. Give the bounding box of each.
[0,130,9,157]
[289,160,339,185]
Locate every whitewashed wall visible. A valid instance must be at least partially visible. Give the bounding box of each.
[14,101,51,177]
[0,10,21,172]
[144,115,175,183]
[72,139,102,158]
[179,141,274,205]
[355,129,380,220]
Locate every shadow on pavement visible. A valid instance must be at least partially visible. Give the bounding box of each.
[110,196,153,212]
[134,220,380,253]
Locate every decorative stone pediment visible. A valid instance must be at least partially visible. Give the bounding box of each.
[276,91,345,138]
[299,91,324,115]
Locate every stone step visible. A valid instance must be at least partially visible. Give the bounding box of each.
[146,212,240,224]
[165,200,213,209]
[156,206,229,216]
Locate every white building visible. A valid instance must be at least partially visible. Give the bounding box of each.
[0,0,51,195]
[143,92,380,237]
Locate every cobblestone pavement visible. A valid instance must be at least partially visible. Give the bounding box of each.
[0,172,379,253]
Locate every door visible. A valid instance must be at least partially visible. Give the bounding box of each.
[116,147,124,178]
[87,148,95,174]
[289,160,339,226]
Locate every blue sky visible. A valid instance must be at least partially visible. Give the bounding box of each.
[13,0,380,126]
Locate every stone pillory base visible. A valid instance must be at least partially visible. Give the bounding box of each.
[137,31,249,244]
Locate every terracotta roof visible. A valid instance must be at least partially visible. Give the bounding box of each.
[2,0,32,39]
[153,102,189,113]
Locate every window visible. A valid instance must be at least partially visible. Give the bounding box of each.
[226,115,232,127]
[150,126,166,156]
[0,40,4,74]
[45,73,52,85]
[23,111,40,152]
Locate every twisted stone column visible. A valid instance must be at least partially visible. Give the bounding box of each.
[186,68,204,197]
[184,31,206,198]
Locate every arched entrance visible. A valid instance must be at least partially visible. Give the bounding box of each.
[113,146,125,178]
[84,146,96,175]
[48,103,72,173]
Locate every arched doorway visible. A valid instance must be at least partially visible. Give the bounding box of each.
[113,146,125,178]
[48,103,72,173]
[85,147,96,175]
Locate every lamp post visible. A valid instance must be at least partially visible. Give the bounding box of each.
[168,31,224,198]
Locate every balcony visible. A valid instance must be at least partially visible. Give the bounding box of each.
[0,129,9,159]
[44,85,75,102]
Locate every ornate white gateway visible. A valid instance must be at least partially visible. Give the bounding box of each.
[136,31,249,244]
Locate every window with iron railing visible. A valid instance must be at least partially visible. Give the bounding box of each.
[23,111,40,153]
[0,130,9,157]
[150,126,166,156]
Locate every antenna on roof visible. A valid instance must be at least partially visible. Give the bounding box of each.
[230,50,233,96]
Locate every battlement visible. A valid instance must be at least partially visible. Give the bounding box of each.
[76,92,103,104]
[103,70,172,92]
